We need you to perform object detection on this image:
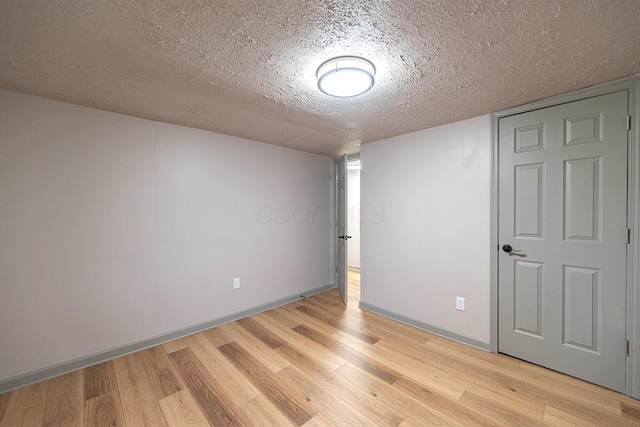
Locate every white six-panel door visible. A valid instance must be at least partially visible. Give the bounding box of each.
[498,91,629,392]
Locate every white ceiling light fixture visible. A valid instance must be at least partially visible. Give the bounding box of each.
[317,56,375,98]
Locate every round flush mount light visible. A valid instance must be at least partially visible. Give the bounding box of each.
[317,56,375,98]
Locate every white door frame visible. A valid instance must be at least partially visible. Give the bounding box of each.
[490,76,640,399]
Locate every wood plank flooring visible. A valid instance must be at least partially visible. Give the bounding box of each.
[2,269,640,426]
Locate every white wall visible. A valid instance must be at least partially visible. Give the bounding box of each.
[361,115,491,343]
[0,89,332,382]
[347,168,361,269]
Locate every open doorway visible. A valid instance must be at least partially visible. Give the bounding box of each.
[347,155,361,304]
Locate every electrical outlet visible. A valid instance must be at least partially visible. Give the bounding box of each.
[456,296,466,311]
[233,278,240,290]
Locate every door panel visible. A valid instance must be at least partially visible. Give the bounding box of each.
[564,157,601,241]
[498,90,628,393]
[515,163,544,238]
[335,154,348,304]
[514,260,543,337]
[515,123,545,152]
[563,265,600,351]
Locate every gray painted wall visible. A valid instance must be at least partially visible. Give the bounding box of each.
[361,115,492,343]
[347,168,361,269]
[0,89,332,382]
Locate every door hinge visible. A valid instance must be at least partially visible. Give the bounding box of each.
[627,115,631,131]
[626,340,630,356]
[626,228,631,244]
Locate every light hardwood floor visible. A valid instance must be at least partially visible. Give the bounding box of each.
[1,269,640,426]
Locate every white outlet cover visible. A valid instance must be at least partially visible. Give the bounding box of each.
[456,297,465,311]
[233,278,240,289]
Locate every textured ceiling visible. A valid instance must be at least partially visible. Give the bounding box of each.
[1,0,639,156]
